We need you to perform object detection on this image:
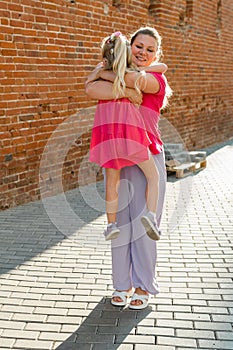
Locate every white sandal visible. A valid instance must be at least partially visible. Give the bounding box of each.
[111,290,132,306]
[129,293,149,310]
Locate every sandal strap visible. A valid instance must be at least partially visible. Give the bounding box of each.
[112,290,129,300]
[131,293,149,301]
[112,290,128,298]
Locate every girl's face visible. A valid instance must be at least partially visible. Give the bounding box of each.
[131,34,158,67]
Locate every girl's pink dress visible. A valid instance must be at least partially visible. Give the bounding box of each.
[89,98,151,169]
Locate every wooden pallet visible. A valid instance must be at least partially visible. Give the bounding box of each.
[194,158,207,171]
[173,162,196,178]
[165,151,207,178]
[189,151,207,173]
[189,151,207,161]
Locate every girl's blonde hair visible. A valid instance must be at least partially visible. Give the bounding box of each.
[101,32,140,99]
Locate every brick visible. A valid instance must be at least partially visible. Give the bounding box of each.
[157,305,191,313]
[1,305,34,313]
[38,331,73,341]
[55,301,88,309]
[137,326,174,336]
[174,312,211,321]
[212,315,233,322]
[216,331,233,340]
[75,333,114,344]
[192,306,229,314]
[156,320,193,329]
[0,311,13,320]
[194,321,232,331]
[157,336,197,348]
[173,299,207,306]
[0,320,25,330]
[176,329,215,339]
[2,329,40,339]
[198,340,233,349]
[116,335,155,344]
[34,307,67,316]
[54,343,92,350]
[12,313,46,322]
[46,315,82,324]
[25,323,61,332]
[14,339,53,349]
[135,346,175,350]
[0,338,15,347]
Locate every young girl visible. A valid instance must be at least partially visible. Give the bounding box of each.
[88,31,167,241]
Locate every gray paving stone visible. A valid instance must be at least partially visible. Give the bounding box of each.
[12,313,46,323]
[194,321,232,331]
[93,344,133,350]
[198,340,233,349]
[157,305,192,312]
[157,336,197,347]
[55,343,92,350]
[39,331,75,341]
[192,306,229,314]
[176,329,215,339]
[0,320,26,330]
[46,315,82,324]
[1,329,40,339]
[0,338,15,347]
[136,346,175,350]
[173,299,207,306]
[156,319,193,329]
[97,325,135,335]
[116,334,155,344]
[216,331,233,340]
[82,317,118,326]
[0,312,13,321]
[14,339,53,349]
[174,312,211,321]
[24,322,61,332]
[55,301,88,309]
[137,326,174,336]
[1,305,34,314]
[76,333,115,343]
[212,314,233,322]
[176,348,205,350]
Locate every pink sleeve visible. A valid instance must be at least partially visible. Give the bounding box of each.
[148,72,166,96]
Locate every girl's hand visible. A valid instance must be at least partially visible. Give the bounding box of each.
[85,63,104,86]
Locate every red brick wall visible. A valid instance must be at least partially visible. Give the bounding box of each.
[1,0,233,209]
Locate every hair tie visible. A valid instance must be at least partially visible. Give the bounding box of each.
[106,31,122,43]
[112,31,122,38]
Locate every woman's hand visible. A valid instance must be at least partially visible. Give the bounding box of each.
[125,87,142,107]
[85,62,104,86]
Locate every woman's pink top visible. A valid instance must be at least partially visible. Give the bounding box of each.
[139,72,166,154]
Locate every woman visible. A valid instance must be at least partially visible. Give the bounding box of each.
[86,27,171,309]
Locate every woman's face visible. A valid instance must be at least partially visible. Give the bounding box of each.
[131,34,158,68]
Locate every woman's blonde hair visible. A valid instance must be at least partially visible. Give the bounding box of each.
[101,32,140,99]
[131,26,172,109]
[130,26,163,62]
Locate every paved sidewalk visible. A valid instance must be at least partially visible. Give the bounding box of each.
[0,139,233,350]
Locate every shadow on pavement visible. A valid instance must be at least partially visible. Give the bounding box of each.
[56,297,153,350]
[0,182,105,276]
